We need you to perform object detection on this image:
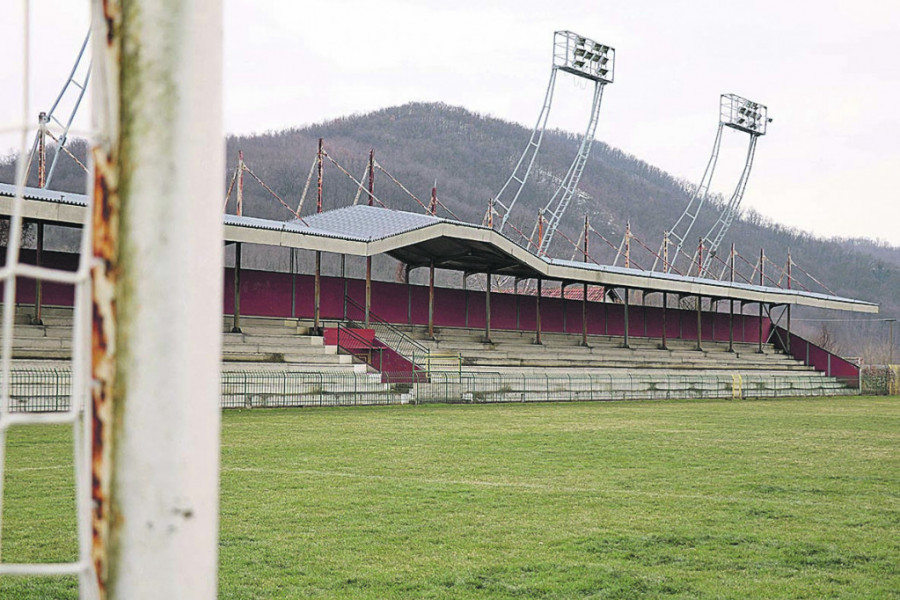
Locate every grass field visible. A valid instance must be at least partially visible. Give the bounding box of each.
[1,396,898,598]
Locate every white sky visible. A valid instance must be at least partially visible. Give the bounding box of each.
[2,0,898,244]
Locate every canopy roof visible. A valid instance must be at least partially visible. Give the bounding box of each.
[0,183,878,314]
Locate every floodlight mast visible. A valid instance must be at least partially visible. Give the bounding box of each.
[652,93,769,275]
[692,94,769,275]
[534,81,604,256]
[491,31,615,239]
[26,29,93,189]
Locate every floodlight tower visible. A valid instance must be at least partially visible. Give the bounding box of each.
[491,31,615,243]
[653,93,770,275]
[26,30,93,188]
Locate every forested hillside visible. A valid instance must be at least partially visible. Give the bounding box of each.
[2,102,897,361]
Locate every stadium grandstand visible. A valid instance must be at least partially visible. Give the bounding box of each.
[0,182,877,407]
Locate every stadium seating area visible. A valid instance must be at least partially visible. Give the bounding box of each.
[5,304,855,407]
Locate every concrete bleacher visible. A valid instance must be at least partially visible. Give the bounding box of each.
[409,326,811,373]
[3,305,854,405]
[6,306,369,373]
[401,325,852,398]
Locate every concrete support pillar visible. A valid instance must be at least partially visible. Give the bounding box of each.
[231,242,242,333]
[313,250,321,331]
[623,288,630,349]
[561,282,567,332]
[428,259,435,338]
[31,221,44,325]
[484,271,492,343]
[534,278,543,345]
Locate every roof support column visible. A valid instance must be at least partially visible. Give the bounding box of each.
[659,292,668,350]
[757,302,765,354]
[581,282,588,347]
[365,255,372,328]
[428,259,435,339]
[696,295,703,351]
[642,291,648,338]
[728,242,735,352]
[314,250,321,332]
[290,248,296,319]
[757,248,765,353]
[623,288,630,349]
[786,251,792,353]
[786,305,792,353]
[341,254,347,321]
[463,272,469,328]
[515,278,520,331]
[406,265,412,325]
[484,271,492,344]
[31,221,44,325]
[728,298,735,353]
[561,281,568,333]
[231,242,242,333]
[534,278,543,345]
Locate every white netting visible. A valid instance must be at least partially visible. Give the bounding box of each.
[0,1,98,597]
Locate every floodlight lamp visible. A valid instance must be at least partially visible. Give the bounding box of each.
[553,30,615,84]
[720,93,769,135]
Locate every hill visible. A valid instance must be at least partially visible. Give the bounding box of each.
[1,102,897,361]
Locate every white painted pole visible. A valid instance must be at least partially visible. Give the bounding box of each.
[91,1,223,598]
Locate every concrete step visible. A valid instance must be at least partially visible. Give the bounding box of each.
[222,341,337,356]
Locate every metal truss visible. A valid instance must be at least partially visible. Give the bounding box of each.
[652,123,723,272]
[654,93,769,276]
[27,30,92,189]
[490,67,557,231]
[491,31,614,239]
[693,135,759,274]
[533,81,604,256]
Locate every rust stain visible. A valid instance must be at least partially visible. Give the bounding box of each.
[91,141,118,600]
[102,0,119,46]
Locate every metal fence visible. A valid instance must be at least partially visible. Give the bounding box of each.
[3,368,860,413]
[1,369,73,412]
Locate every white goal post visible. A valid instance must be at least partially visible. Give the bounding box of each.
[1,1,225,599]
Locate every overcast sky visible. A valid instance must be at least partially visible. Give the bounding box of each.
[2,0,898,244]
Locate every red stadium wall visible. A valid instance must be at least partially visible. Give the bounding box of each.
[773,327,860,384]
[6,251,856,380]
[221,268,772,344]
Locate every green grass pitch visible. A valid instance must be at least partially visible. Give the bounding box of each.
[1,396,898,598]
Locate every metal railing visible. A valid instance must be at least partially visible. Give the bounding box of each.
[2,368,859,412]
[344,295,431,367]
[331,324,385,371]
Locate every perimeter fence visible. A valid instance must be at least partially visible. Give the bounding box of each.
[3,368,860,413]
